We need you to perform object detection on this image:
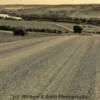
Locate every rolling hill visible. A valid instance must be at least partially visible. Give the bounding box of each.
[0,4,100,19]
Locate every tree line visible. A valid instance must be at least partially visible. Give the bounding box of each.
[0,25,65,36]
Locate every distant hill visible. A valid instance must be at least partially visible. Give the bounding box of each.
[0,4,100,19]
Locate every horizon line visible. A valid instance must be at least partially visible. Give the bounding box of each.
[0,3,100,5]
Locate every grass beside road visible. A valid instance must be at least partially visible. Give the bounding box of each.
[0,30,64,43]
[0,20,68,32]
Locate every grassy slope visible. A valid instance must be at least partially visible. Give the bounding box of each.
[0,20,74,43]
[0,30,63,43]
[0,20,100,32]
[1,5,100,18]
[0,20,100,43]
[0,20,71,32]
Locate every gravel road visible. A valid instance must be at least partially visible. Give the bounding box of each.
[0,35,99,100]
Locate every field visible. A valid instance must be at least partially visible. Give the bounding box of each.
[0,30,66,43]
[0,20,71,43]
[0,20,100,32]
[0,20,68,31]
[1,5,100,18]
[56,22,100,33]
[0,19,100,43]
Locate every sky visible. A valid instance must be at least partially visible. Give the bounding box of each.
[0,0,100,5]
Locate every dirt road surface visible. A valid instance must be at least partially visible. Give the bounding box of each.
[0,35,99,100]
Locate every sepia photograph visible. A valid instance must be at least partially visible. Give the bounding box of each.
[0,0,99,100]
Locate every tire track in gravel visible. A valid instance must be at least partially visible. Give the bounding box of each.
[0,36,79,100]
[38,36,95,98]
[0,35,97,100]
[0,37,57,58]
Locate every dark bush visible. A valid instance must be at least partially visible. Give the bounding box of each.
[0,25,13,31]
[56,30,62,34]
[26,27,63,34]
[0,25,63,35]
[73,25,83,33]
[95,31,100,34]
[13,28,27,36]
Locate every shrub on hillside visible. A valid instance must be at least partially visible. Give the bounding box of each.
[13,27,27,36]
[73,25,83,33]
[26,28,63,34]
[0,25,13,31]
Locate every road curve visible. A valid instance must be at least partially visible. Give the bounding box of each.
[0,35,99,100]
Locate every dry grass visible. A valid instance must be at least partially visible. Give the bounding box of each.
[0,30,63,43]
